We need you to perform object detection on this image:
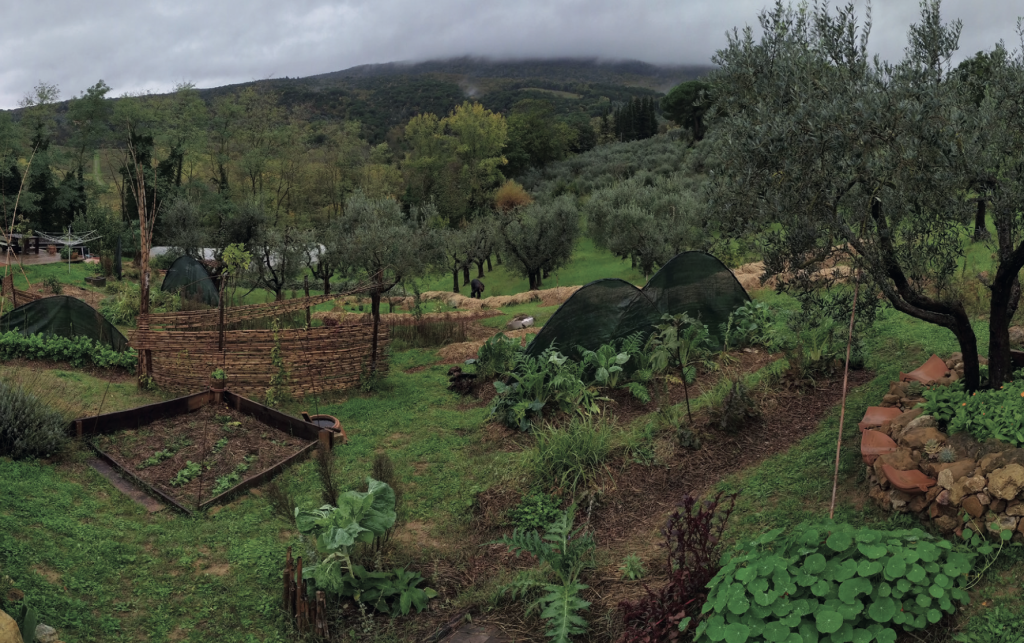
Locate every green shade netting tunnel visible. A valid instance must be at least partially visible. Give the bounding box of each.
[526,251,751,358]
[0,296,130,351]
[161,255,219,307]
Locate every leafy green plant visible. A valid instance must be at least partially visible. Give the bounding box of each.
[0,331,136,371]
[497,505,595,643]
[15,602,38,643]
[696,521,976,643]
[42,275,63,295]
[707,376,761,433]
[470,332,524,379]
[530,416,611,495]
[620,553,647,581]
[578,342,630,387]
[938,446,957,463]
[490,346,601,431]
[169,461,202,487]
[0,379,68,459]
[210,455,257,496]
[649,312,719,423]
[295,478,437,615]
[509,492,562,532]
[923,380,1024,447]
[211,368,226,381]
[720,300,779,351]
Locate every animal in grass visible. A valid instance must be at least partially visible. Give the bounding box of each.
[470,279,485,299]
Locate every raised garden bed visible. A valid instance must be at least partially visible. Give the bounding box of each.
[861,352,1024,540]
[71,390,334,514]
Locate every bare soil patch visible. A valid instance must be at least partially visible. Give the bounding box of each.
[91,402,311,508]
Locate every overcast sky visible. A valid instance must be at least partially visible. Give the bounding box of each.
[2,0,1021,109]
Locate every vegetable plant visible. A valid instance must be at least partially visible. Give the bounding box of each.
[509,492,562,532]
[648,312,719,423]
[577,342,630,387]
[0,330,136,371]
[211,368,226,381]
[497,504,595,643]
[490,346,601,431]
[169,461,203,487]
[295,478,437,615]
[696,521,978,643]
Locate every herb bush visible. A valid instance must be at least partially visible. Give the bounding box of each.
[619,493,736,642]
[0,330,136,371]
[696,521,975,643]
[921,379,1024,448]
[0,379,68,459]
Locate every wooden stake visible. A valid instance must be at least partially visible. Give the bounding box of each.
[829,277,860,519]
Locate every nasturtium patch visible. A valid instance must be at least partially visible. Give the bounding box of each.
[696,522,975,643]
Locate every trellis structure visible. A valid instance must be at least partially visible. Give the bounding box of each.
[133,280,392,397]
[1,274,44,308]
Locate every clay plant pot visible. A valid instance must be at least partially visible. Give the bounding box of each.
[304,413,347,443]
[47,245,56,255]
[71,252,80,261]
[210,377,226,392]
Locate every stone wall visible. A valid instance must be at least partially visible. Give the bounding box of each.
[863,353,1024,541]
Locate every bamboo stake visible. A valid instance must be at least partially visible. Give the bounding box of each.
[829,276,860,520]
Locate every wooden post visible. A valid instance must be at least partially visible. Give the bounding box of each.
[315,590,328,638]
[304,275,311,329]
[319,428,333,453]
[218,272,226,352]
[295,557,305,632]
[283,547,293,614]
[75,420,83,439]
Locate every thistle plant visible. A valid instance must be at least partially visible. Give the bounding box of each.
[939,446,957,463]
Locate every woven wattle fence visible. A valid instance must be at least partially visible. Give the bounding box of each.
[1,274,44,307]
[133,280,391,396]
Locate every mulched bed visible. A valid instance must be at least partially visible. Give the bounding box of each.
[91,402,311,508]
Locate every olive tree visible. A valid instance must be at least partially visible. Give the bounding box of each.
[495,196,580,290]
[586,173,709,277]
[328,192,428,365]
[703,0,1024,389]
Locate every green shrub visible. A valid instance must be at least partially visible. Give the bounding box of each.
[0,330,136,371]
[530,416,610,495]
[509,492,562,532]
[696,521,976,643]
[490,347,601,431]
[954,605,1024,643]
[42,275,63,295]
[0,379,68,459]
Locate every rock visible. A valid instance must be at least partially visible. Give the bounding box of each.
[889,381,910,397]
[890,490,909,512]
[950,370,960,382]
[963,475,987,494]
[874,448,918,486]
[930,460,976,482]
[905,414,937,431]
[869,485,892,510]
[986,448,1024,472]
[945,358,957,369]
[937,489,951,505]
[992,498,1007,512]
[899,425,947,449]
[1010,326,1024,346]
[951,351,963,362]
[909,494,930,513]
[976,493,991,505]
[937,469,956,490]
[926,485,942,503]
[988,464,1024,500]
[0,610,23,643]
[962,495,985,518]
[989,514,1018,535]
[948,433,982,460]
[934,377,953,387]
[882,394,901,406]
[248,488,262,497]
[1018,518,1024,534]
[979,452,1005,475]
[950,480,969,505]
[35,624,58,643]
[1008,500,1024,516]
[889,408,924,439]
[934,514,959,533]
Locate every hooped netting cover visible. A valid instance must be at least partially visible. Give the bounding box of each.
[526,251,751,358]
[0,296,130,352]
[161,255,219,307]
